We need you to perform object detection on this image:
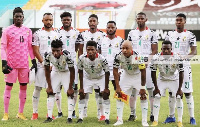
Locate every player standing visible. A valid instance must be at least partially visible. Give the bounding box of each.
[31,13,58,120]
[164,13,197,125]
[77,41,110,124]
[127,12,158,122]
[101,21,124,90]
[151,41,184,127]
[113,40,148,126]
[43,39,75,123]
[78,14,106,120]
[1,7,37,120]
[55,11,80,118]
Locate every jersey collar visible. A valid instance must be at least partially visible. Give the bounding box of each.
[42,27,54,30]
[136,26,148,30]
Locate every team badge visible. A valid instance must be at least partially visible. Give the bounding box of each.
[115,43,119,48]
[27,31,29,35]
[183,36,186,41]
[145,35,149,40]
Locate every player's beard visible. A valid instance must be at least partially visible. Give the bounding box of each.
[107,30,116,36]
[44,24,52,29]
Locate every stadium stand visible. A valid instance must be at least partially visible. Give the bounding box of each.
[23,0,47,10]
[0,0,28,16]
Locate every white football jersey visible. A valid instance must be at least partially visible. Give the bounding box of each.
[44,50,74,72]
[113,51,144,75]
[57,27,80,58]
[79,29,106,53]
[32,28,58,58]
[101,35,124,69]
[127,27,158,55]
[78,53,109,79]
[165,29,197,56]
[150,52,184,80]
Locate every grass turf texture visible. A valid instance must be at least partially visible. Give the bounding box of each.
[0,40,199,127]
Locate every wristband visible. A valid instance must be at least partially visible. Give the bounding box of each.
[141,86,146,89]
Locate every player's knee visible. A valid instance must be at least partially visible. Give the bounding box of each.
[35,86,42,91]
[94,89,100,93]
[20,83,27,86]
[20,85,27,90]
[47,93,55,97]
[6,82,13,86]
[184,93,191,97]
[169,92,173,96]
[103,92,109,100]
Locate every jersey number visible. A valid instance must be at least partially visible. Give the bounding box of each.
[175,42,179,48]
[127,65,132,70]
[66,40,69,46]
[185,82,190,89]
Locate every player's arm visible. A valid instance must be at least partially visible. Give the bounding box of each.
[77,56,85,99]
[139,66,147,100]
[177,63,184,97]
[78,44,84,57]
[113,54,121,96]
[28,30,35,60]
[185,33,197,59]
[33,46,43,63]
[75,43,79,52]
[65,50,75,98]
[44,53,53,94]
[150,61,160,96]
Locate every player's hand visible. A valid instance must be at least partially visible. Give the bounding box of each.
[2,60,13,74]
[79,89,85,100]
[139,89,147,100]
[176,89,183,99]
[67,88,74,99]
[153,88,161,96]
[46,87,53,95]
[31,59,37,73]
[116,87,122,98]
[103,88,110,100]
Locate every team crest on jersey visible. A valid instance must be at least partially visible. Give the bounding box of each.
[73,35,76,39]
[145,35,149,40]
[115,43,119,48]
[171,64,175,68]
[27,31,29,35]
[97,36,100,40]
[54,36,57,40]
[63,61,66,65]
[183,36,186,42]
[97,63,101,68]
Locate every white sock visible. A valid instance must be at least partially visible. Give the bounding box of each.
[153,95,161,122]
[99,96,104,116]
[47,95,55,118]
[140,99,148,123]
[32,86,41,113]
[129,89,137,116]
[169,95,176,117]
[78,99,85,119]
[103,99,110,120]
[73,90,78,111]
[147,88,154,115]
[186,95,194,118]
[68,97,74,119]
[95,92,100,117]
[116,99,124,121]
[176,97,183,122]
[84,93,89,117]
[55,92,62,113]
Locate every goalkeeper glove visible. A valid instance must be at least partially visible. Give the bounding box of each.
[2,60,13,74]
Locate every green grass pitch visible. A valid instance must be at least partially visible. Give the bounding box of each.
[0,41,199,127]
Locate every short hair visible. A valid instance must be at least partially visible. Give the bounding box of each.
[60,12,72,19]
[43,13,53,17]
[137,12,146,17]
[86,40,97,48]
[13,7,23,16]
[176,13,186,20]
[107,21,116,26]
[162,40,172,46]
[88,14,98,21]
[51,39,63,48]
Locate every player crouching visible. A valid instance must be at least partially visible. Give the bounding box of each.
[113,40,149,126]
[150,41,184,127]
[43,39,75,123]
[77,41,110,124]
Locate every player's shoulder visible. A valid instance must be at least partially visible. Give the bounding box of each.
[153,52,161,59]
[184,30,195,36]
[44,51,51,58]
[98,53,106,59]
[34,28,43,34]
[79,53,87,59]
[63,50,71,56]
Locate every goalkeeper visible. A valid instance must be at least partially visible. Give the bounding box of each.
[113,40,148,126]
